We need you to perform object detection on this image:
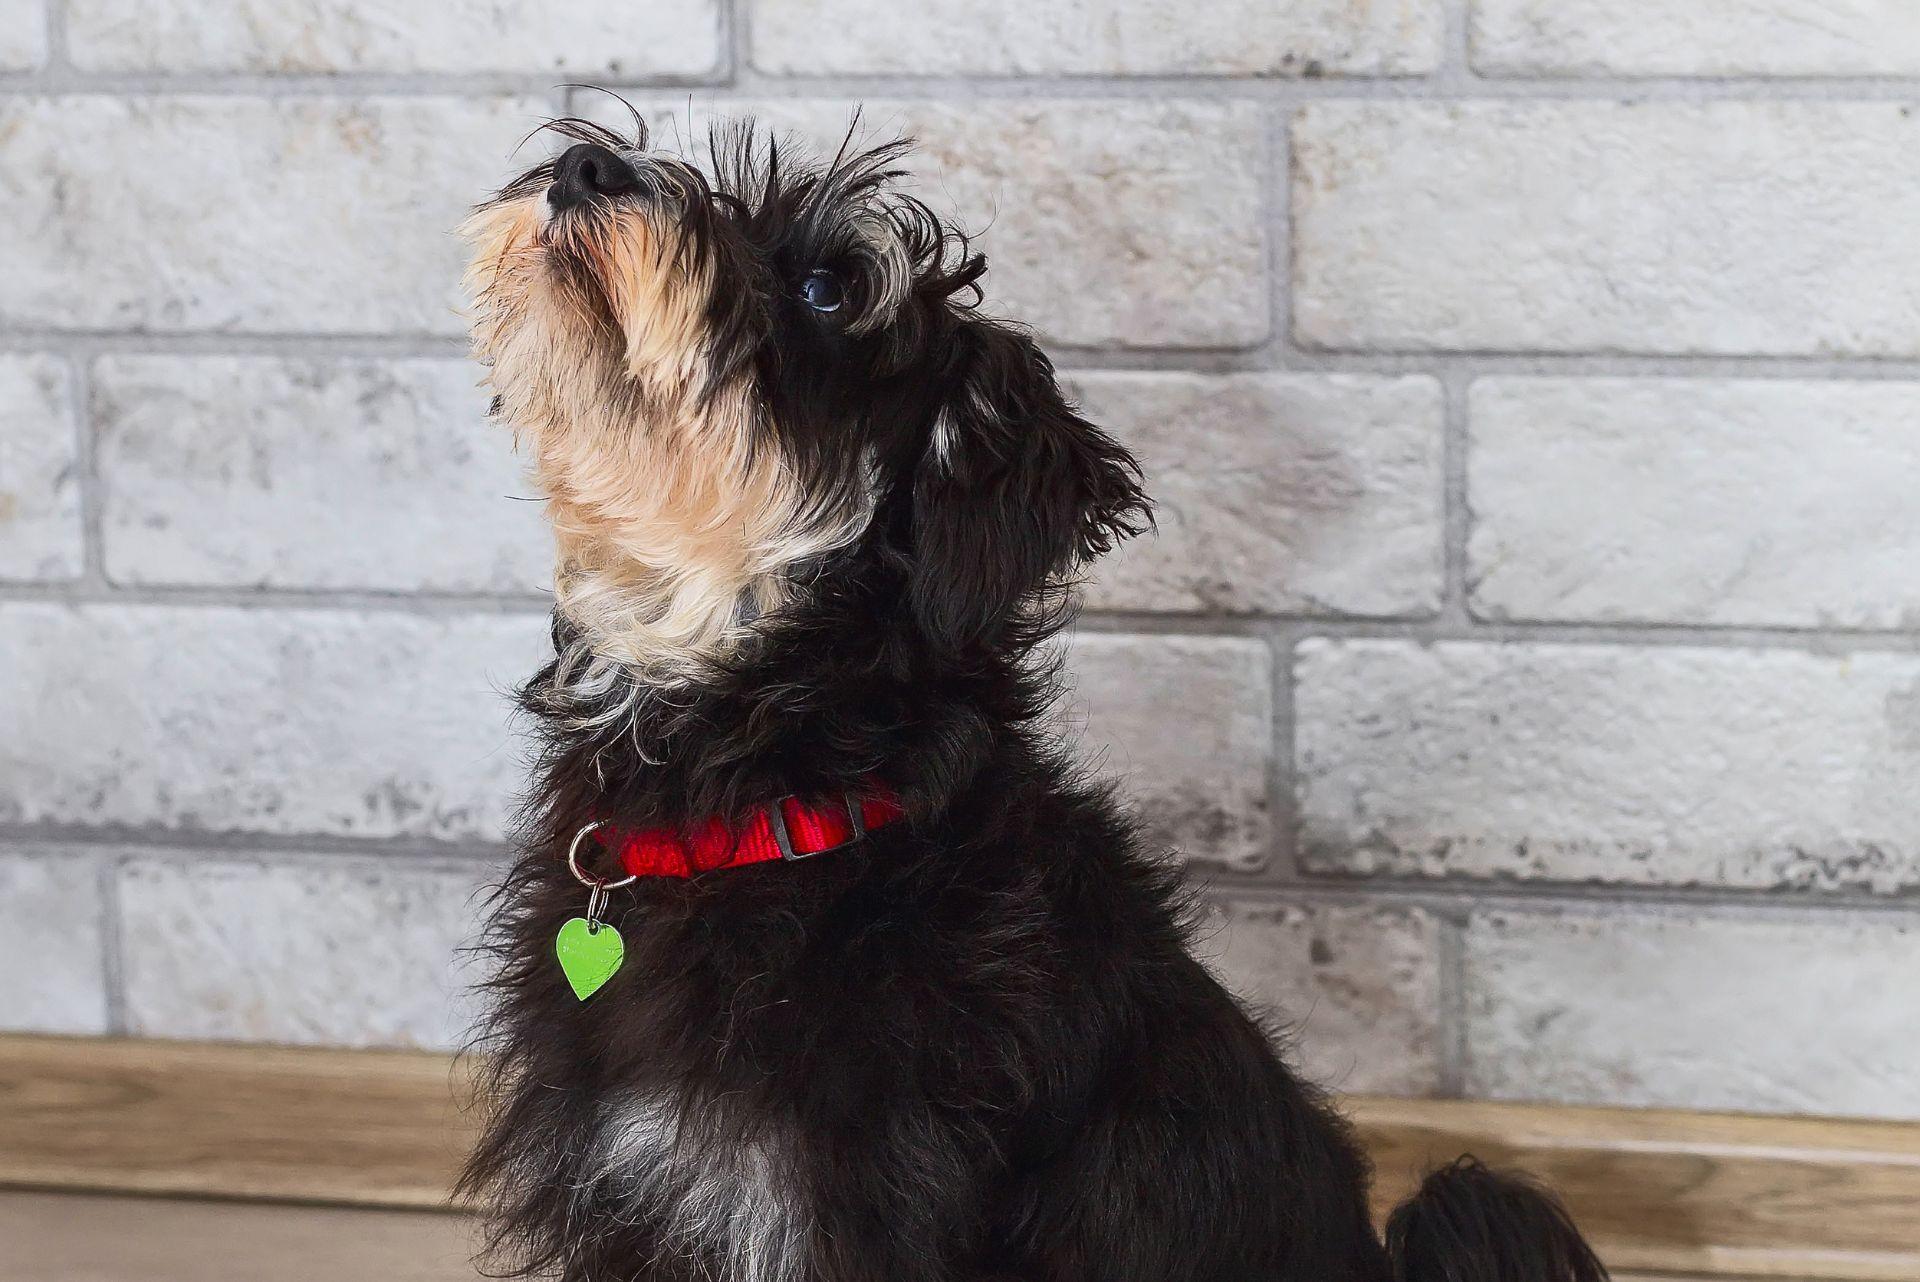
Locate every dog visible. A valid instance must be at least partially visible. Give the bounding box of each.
[458,112,1608,1282]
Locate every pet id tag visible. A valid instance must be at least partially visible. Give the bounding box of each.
[560,820,636,1002]
[556,914,624,1001]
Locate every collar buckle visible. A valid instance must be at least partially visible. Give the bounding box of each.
[769,793,869,861]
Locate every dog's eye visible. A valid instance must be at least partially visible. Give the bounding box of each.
[799,271,845,314]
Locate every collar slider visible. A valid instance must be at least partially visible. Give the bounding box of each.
[771,793,868,861]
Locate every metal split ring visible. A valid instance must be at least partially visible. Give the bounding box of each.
[583,881,610,928]
[567,819,638,892]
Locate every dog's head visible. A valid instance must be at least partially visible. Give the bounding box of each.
[463,116,1148,684]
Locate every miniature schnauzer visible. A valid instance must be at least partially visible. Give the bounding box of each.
[458,112,1606,1282]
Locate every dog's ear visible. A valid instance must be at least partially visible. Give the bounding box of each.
[908,322,1149,648]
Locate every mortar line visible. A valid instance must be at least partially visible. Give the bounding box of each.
[1265,623,1307,880]
[12,834,1920,915]
[1194,872,1920,919]
[1034,348,1920,378]
[1434,904,1470,1098]
[97,843,509,878]
[98,853,129,1036]
[28,332,1920,381]
[490,72,1920,102]
[1071,610,1920,652]
[12,70,1920,101]
[40,0,66,70]
[1063,348,1920,378]
[1266,347,1920,375]
[1435,0,1476,89]
[1437,366,1472,625]
[0,71,730,96]
[0,581,554,612]
[68,353,109,590]
[0,823,517,863]
[724,0,749,85]
[2,583,1914,649]
[0,332,469,356]
[1265,103,1292,362]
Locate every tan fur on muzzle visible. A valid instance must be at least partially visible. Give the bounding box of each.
[461,193,872,697]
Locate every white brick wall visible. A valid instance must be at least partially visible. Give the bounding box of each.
[1294,101,1920,356]
[0,355,80,582]
[1468,379,1920,628]
[66,0,723,75]
[0,849,109,1034]
[1199,899,1445,1096]
[3,0,1916,1122]
[1471,1,1920,77]
[1062,633,1275,871]
[1297,641,1920,891]
[94,357,550,592]
[751,0,1445,77]
[1,96,541,333]
[1074,373,1444,617]
[0,605,543,838]
[0,0,46,71]
[119,855,491,1049]
[1464,908,1920,1119]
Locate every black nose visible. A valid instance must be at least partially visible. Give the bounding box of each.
[549,143,639,211]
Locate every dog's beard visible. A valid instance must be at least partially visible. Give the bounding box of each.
[462,195,875,708]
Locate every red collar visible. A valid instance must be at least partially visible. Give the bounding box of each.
[592,783,904,880]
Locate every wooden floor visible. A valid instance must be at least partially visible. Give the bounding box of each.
[0,1189,1815,1282]
[3,1034,1916,1280]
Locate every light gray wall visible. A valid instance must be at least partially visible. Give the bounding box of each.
[2,0,1917,1120]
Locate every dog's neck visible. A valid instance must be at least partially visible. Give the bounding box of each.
[520,587,1054,849]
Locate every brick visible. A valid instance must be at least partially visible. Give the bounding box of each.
[0,96,539,334]
[1072,373,1442,617]
[0,0,46,69]
[120,856,489,1049]
[68,0,720,75]
[1292,101,1920,357]
[752,0,1442,76]
[1295,640,1920,891]
[1469,378,1920,629]
[0,604,546,840]
[0,848,109,1035]
[1465,908,1920,1119]
[1473,0,1920,77]
[1063,633,1272,871]
[0,355,81,582]
[1197,898,1442,1096]
[95,357,549,593]
[583,98,1268,348]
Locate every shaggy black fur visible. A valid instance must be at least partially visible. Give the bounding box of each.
[1387,1159,1610,1282]
[462,116,1607,1282]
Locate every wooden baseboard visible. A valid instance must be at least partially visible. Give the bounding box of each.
[0,1034,472,1209]
[2,1034,1915,1280]
[0,1190,487,1282]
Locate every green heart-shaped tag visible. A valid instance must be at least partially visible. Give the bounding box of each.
[555,917,625,1002]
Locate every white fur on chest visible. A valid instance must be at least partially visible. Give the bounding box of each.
[587,1092,808,1282]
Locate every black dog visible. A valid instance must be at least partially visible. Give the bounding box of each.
[459,114,1607,1282]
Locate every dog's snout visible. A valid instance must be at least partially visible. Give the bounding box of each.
[549,143,639,211]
